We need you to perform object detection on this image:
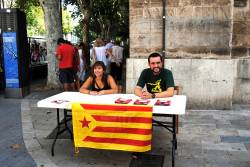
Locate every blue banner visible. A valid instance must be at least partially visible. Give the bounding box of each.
[3,32,19,88]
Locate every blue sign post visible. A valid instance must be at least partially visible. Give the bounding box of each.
[1,8,30,98]
[2,32,20,88]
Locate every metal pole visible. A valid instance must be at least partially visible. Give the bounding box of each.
[162,0,166,68]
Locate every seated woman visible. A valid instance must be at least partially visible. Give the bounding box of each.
[79,61,118,95]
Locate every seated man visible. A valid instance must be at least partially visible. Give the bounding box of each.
[134,52,175,99]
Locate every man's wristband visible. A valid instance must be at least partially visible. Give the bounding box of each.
[152,93,156,99]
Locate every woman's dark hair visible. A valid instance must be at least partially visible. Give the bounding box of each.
[91,61,107,86]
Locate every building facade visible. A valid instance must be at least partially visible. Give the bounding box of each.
[127,0,250,109]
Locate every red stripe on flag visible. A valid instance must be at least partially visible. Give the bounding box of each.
[80,104,152,112]
[83,136,151,146]
[93,126,151,135]
[92,115,152,123]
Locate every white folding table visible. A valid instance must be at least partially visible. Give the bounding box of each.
[37,92,186,167]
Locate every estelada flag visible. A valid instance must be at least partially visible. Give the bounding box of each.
[72,103,153,152]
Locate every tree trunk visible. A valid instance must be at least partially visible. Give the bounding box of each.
[81,8,91,67]
[39,0,62,89]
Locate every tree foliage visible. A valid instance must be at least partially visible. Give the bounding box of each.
[90,0,128,40]
[26,6,45,36]
[62,9,74,35]
[15,0,74,37]
[64,0,129,41]
[15,0,44,36]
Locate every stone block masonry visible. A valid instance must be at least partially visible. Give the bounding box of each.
[128,0,250,108]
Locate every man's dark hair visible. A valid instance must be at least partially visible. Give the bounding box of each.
[148,52,163,63]
[57,38,65,45]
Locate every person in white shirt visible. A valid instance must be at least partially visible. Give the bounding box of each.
[106,40,124,92]
[105,39,113,50]
[77,42,87,84]
[91,38,109,67]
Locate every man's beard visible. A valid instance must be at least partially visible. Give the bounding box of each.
[152,67,162,75]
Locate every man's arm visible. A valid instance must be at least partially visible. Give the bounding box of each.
[135,86,174,99]
[134,86,143,97]
[154,87,174,98]
[134,69,147,98]
[135,86,155,99]
[56,54,62,60]
[55,46,62,60]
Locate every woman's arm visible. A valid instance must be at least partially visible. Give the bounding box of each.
[98,75,118,95]
[79,77,92,94]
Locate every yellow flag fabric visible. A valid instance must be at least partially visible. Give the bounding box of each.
[72,103,153,152]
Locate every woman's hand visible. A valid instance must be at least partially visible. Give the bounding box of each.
[89,91,98,95]
[97,90,106,95]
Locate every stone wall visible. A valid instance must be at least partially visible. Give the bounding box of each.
[126,58,235,109]
[232,0,250,104]
[232,0,250,58]
[130,0,242,59]
[128,0,250,109]
[166,0,232,58]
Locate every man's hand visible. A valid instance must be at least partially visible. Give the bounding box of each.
[134,86,152,99]
[141,90,152,99]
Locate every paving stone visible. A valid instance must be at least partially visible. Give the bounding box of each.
[202,141,248,152]
[238,130,250,137]
[245,143,250,151]
[202,150,229,161]
[213,129,239,136]
[230,120,250,130]
[228,161,250,167]
[221,136,250,143]
[204,160,233,167]
[216,123,234,129]
[226,151,250,161]
[175,157,204,167]
[129,154,164,167]
[177,148,203,159]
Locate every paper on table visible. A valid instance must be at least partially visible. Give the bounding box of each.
[134,99,150,105]
[154,100,171,106]
[114,98,132,104]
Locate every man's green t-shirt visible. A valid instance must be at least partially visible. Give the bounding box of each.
[136,68,175,93]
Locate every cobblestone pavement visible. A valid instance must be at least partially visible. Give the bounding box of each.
[20,89,250,167]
